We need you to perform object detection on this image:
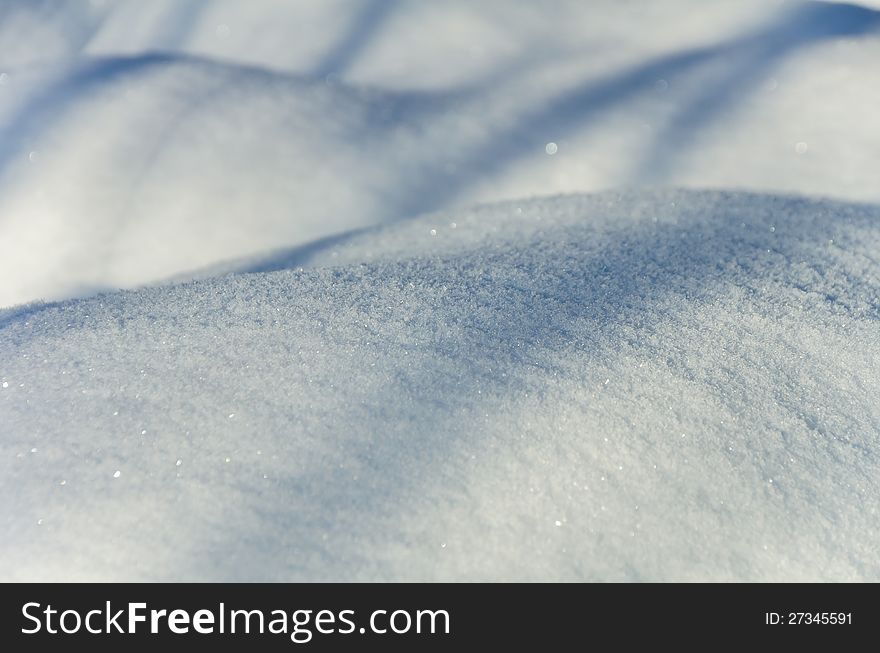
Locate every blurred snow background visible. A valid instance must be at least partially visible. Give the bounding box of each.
[1,0,879,306]
[1,1,880,581]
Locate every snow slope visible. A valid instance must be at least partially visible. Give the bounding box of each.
[2,190,879,581]
[2,1,880,306]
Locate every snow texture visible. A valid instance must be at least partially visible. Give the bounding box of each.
[2,190,879,581]
[1,1,880,581]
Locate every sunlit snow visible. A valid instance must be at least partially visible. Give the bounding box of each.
[1,0,879,581]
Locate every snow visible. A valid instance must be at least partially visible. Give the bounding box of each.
[1,1,880,307]
[2,190,880,581]
[1,2,880,581]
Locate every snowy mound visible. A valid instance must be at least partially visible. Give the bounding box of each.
[2,189,879,581]
[2,1,880,308]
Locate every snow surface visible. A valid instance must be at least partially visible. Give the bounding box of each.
[2,190,879,581]
[1,0,880,306]
[1,1,880,581]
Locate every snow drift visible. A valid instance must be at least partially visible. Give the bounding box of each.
[2,190,879,581]
[1,0,880,307]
